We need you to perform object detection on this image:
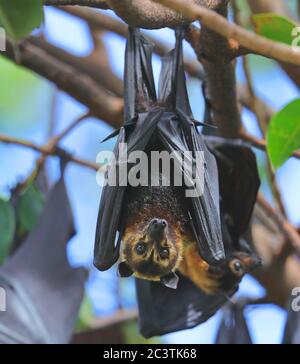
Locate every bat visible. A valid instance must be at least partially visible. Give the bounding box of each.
[0,164,87,344]
[94,26,225,290]
[282,297,300,344]
[215,302,252,344]
[94,27,261,295]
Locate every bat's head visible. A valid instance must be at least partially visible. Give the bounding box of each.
[214,251,262,293]
[119,217,184,288]
[227,251,262,278]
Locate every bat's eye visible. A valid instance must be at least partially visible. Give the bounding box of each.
[230,259,244,276]
[159,248,169,260]
[135,243,147,255]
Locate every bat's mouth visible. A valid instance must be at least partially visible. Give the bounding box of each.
[246,254,263,271]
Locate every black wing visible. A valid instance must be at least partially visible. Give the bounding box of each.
[282,298,300,344]
[136,274,236,338]
[205,136,260,250]
[215,302,253,344]
[156,28,224,263]
[94,28,164,270]
[94,108,164,270]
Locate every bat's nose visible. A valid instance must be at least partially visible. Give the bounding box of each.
[148,219,167,240]
[243,254,263,272]
[250,255,263,270]
[153,219,167,229]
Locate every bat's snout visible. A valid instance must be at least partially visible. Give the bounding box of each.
[247,255,263,271]
[147,219,168,241]
[239,253,262,273]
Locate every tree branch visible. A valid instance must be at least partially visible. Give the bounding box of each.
[184,1,241,138]
[153,0,300,66]
[44,0,110,8]
[237,84,274,122]
[240,131,300,161]
[61,6,205,80]
[46,0,300,68]
[72,309,138,344]
[2,38,123,127]
[257,194,300,257]
[251,219,300,307]
[0,134,100,171]
[29,35,124,97]
[236,29,287,217]
[105,0,208,28]
[55,5,282,135]
[88,308,138,330]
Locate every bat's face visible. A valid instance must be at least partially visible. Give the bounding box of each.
[119,218,183,282]
[227,252,262,278]
[212,251,262,293]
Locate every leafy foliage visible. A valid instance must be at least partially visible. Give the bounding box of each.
[0,57,52,132]
[0,0,43,39]
[76,296,94,331]
[16,183,45,237]
[122,321,162,344]
[0,198,15,264]
[252,13,297,46]
[267,98,300,168]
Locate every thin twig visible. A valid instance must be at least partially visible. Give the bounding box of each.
[48,112,91,147]
[13,112,94,193]
[0,134,99,171]
[240,131,300,161]
[257,193,300,257]
[28,35,124,98]
[44,0,109,8]
[88,309,138,330]
[238,35,287,216]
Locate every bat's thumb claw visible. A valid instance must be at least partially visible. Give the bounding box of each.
[160,272,179,290]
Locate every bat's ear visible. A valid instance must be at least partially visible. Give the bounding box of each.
[160,272,179,290]
[118,261,133,277]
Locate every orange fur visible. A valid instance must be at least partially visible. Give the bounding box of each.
[179,243,221,294]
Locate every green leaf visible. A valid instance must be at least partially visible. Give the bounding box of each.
[267,98,300,168]
[17,183,45,235]
[0,0,43,40]
[0,57,53,130]
[76,296,94,331]
[122,321,162,344]
[252,13,297,46]
[0,198,16,264]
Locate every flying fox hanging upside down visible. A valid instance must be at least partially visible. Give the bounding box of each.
[117,139,261,295]
[94,28,262,297]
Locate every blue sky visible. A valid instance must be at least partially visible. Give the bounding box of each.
[0,6,299,343]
